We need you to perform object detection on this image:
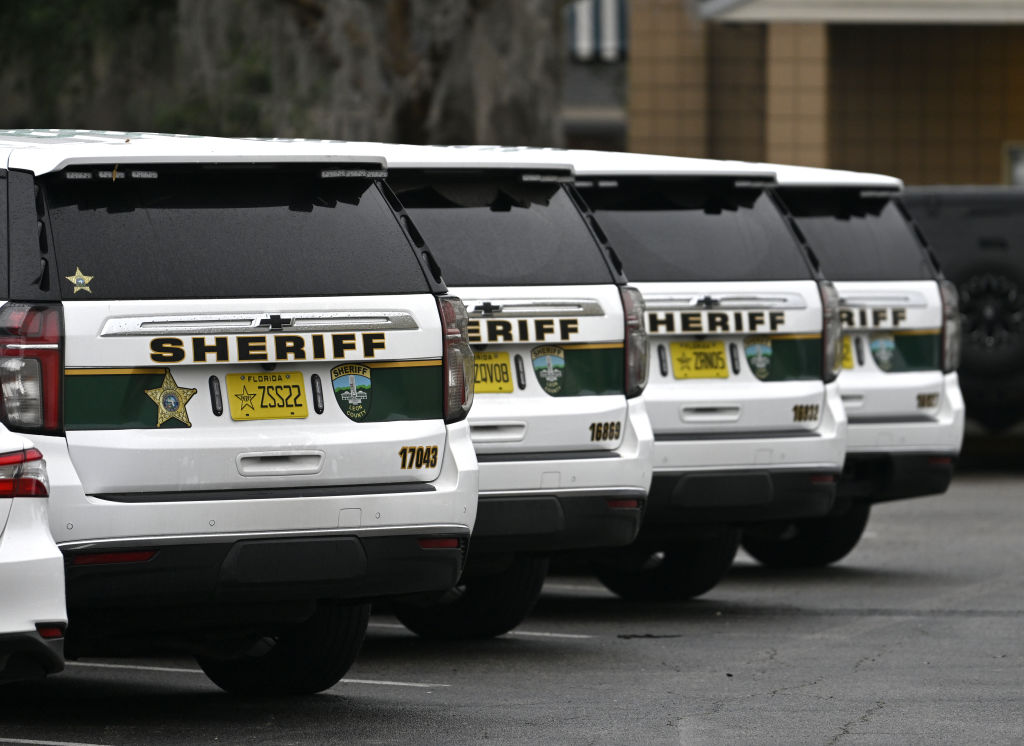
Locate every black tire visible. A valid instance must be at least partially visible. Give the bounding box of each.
[956,270,1024,376]
[196,600,370,696]
[742,503,871,568]
[392,554,549,639]
[592,528,740,602]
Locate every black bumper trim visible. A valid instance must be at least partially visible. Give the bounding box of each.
[0,632,64,683]
[839,452,956,503]
[654,430,821,442]
[639,469,838,531]
[476,450,620,463]
[94,481,436,503]
[64,531,468,611]
[469,490,645,554]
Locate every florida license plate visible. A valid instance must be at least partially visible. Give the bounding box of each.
[670,340,729,379]
[474,351,514,393]
[227,371,308,420]
[842,335,855,369]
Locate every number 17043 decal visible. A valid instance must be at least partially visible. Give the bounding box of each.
[399,445,440,469]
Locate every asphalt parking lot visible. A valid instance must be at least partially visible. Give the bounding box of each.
[1,459,1021,745]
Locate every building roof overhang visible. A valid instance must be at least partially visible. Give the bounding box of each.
[698,0,1024,24]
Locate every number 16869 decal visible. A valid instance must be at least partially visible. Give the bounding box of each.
[399,445,440,469]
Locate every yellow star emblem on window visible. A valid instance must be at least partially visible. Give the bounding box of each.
[145,371,197,427]
[65,267,94,294]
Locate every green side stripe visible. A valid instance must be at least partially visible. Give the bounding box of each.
[760,337,822,382]
[344,365,443,421]
[890,333,941,372]
[553,347,624,397]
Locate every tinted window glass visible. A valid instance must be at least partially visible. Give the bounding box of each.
[43,166,428,299]
[782,189,934,281]
[579,178,812,282]
[389,172,614,286]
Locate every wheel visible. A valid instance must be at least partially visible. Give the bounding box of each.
[592,528,740,601]
[392,554,549,639]
[196,600,370,696]
[957,271,1024,375]
[742,503,871,568]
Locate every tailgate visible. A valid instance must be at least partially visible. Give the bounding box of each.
[457,284,628,455]
[61,295,447,495]
[836,280,945,422]
[637,280,827,436]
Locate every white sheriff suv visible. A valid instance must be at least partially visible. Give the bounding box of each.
[752,165,965,566]
[0,429,66,684]
[566,150,848,600]
[0,130,478,694]
[369,144,653,638]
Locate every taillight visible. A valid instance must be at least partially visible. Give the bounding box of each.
[438,296,474,423]
[0,447,49,497]
[818,281,842,383]
[0,303,63,434]
[939,279,962,373]
[621,286,648,398]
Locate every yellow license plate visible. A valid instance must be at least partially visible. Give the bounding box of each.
[227,371,308,420]
[670,340,729,379]
[474,351,514,393]
[842,335,855,369]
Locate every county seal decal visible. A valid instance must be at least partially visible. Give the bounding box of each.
[869,333,896,372]
[145,370,197,427]
[332,364,372,421]
[532,345,565,395]
[744,336,773,380]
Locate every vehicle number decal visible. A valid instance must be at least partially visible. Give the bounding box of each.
[792,404,820,423]
[588,421,622,441]
[399,445,439,469]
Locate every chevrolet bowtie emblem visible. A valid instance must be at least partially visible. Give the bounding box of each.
[473,302,503,315]
[257,314,294,331]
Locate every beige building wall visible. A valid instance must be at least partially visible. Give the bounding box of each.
[764,24,828,167]
[829,25,1024,184]
[707,24,766,161]
[627,0,708,156]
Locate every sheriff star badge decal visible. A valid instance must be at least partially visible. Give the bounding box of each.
[145,371,197,427]
[65,267,93,293]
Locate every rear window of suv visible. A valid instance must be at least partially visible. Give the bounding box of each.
[578,177,812,282]
[42,165,429,299]
[781,188,934,282]
[388,171,615,286]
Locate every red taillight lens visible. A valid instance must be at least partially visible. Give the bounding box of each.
[0,447,49,497]
[438,296,474,423]
[818,281,842,383]
[71,550,157,566]
[0,303,63,434]
[621,286,648,398]
[939,279,962,373]
[418,537,460,549]
[36,623,65,639]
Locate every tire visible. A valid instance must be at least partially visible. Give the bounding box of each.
[392,554,549,639]
[742,503,871,568]
[957,270,1024,376]
[592,528,740,602]
[196,600,370,696]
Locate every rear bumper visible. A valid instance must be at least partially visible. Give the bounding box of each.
[470,398,652,554]
[0,632,64,683]
[839,452,956,504]
[642,467,838,532]
[63,527,471,611]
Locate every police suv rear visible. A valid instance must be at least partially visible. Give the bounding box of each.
[0,130,477,694]
[371,144,652,638]
[569,150,847,600]
[754,165,964,566]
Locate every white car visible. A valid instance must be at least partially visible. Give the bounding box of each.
[366,144,653,637]
[753,165,965,565]
[0,430,66,684]
[0,130,478,694]
[549,149,848,599]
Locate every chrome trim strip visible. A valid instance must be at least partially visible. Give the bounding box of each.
[100,311,419,337]
[839,292,929,308]
[465,299,605,318]
[644,292,808,310]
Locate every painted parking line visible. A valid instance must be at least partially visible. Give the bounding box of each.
[542,581,609,594]
[0,738,112,746]
[66,661,448,689]
[369,622,593,640]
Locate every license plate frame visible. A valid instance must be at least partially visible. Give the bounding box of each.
[226,371,308,421]
[670,340,729,379]
[474,351,515,394]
